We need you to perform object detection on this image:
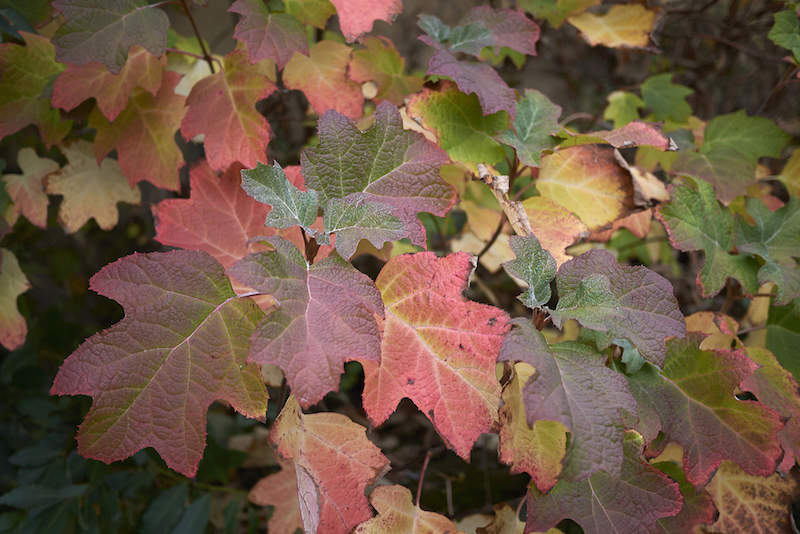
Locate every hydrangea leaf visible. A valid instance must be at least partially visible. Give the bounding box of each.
[271,396,390,534]
[503,234,556,309]
[705,461,800,534]
[349,36,423,106]
[0,32,71,147]
[423,44,516,117]
[248,461,303,534]
[499,319,638,480]
[536,145,633,230]
[323,194,405,259]
[89,70,186,191]
[229,238,383,407]
[52,45,165,121]
[283,40,363,120]
[2,147,58,229]
[551,249,685,366]
[671,146,754,206]
[603,90,643,128]
[498,361,567,492]
[651,460,716,534]
[769,10,800,62]
[51,0,168,74]
[284,0,335,29]
[496,89,562,167]
[702,110,789,163]
[741,347,800,471]
[737,197,800,304]
[778,148,800,198]
[301,102,454,248]
[46,140,141,233]
[50,250,268,477]
[354,485,463,534]
[407,85,509,166]
[522,196,588,267]
[362,252,510,459]
[229,0,307,69]
[526,431,682,534]
[328,0,402,42]
[556,121,671,151]
[519,0,599,28]
[641,73,693,123]
[625,333,783,486]
[0,248,30,351]
[241,162,319,232]
[568,5,656,48]
[181,48,275,172]
[655,180,759,297]
[766,302,800,381]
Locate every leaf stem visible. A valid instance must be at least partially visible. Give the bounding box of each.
[416,449,432,508]
[178,0,216,73]
[165,46,222,68]
[476,218,505,262]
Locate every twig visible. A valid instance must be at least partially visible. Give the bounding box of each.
[476,218,505,261]
[758,64,800,114]
[179,0,216,73]
[416,449,433,508]
[165,47,222,68]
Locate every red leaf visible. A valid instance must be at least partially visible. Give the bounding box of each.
[362,252,510,459]
[329,0,402,42]
[271,396,389,534]
[181,48,276,171]
[229,0,308,69]
[50,250,268,477]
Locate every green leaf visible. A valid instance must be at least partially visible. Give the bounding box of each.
[768,10,800,63]
[603,90,643,128]
[737,197,800,304]
[52,0,169,74]
[323,194,406,259]
[503,233,557,308]
[701,110,789,163]
[655,180,759,297]
[0,484,88,512]
[241,162,319,232]
[284,0,335,29]
[641,73,693,123]
[672,146,756,205]
[496,89,561,166]
[140,483,189,534]
[551,249,685,366]
[171,494,210,534]
[766,301,800,380]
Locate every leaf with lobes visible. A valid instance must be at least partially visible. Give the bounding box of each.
[521,196,588,267]
[271,396,390,534]
[241,162,318,233]
[349,36,423,106]
[550,248,685,366]
[89,70,186,191]
[655,180,759,297]
[499,319,638,480]
[50,250,268,477]
[0,248,30,351]
[52,45,165,121]
[736,197,800,304]
[498,362,567,492]
[51,0,168,73]
[329,0,402,42]
[496,89,561,166]
[46,140,141,233]
[0,32,71,148]
[354,485,464,534]
[651,460,716,534]
[301,102,454,249]
[536,145,633,230]
[525,431,682,534]
[626,333,783,486]
[556,121,671,151]
[229,0,308,69]
[769,9,800,63]
[181,48,276,172]
[567,4,656,49]
[248,461,303,534]
[603,90,643,128]
[285,0,336,29]
[229,237,383,408]
[641,73,693,123]
[322,194,406,260]
[407,84,509,167]
[362,252,510,459]
[283,40,364,120]
[2,147,58,229]
[503,233,557,309]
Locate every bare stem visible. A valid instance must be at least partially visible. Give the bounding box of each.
[416,450,433,508]
[179,0,216,73]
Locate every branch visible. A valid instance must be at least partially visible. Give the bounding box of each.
[179,0,216,73]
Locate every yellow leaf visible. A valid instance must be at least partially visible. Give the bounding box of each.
[522,196,588,266]
[568,5,656,48]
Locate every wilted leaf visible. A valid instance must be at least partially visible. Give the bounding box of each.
[46,140,141,233]
[568,5,656,48]
[229,0,308,69]
[51,250,268,477]
[496,89,561,166]
[363,252,510,459]
[271,396,389,534]
[0,248,29,351]
[2,147,58,229]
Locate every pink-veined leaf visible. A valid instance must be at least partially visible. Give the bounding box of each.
[0,248,30,351]
[89,70,186,191]
[52,45,165,121]
[271,396,390,534]
[329,0,402,42]
[50,250,268,477]
[181,48,276,172]
[229,0,308,69]
[229,237,383,408]
[362,252,510,459]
